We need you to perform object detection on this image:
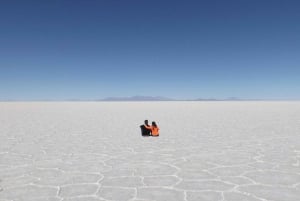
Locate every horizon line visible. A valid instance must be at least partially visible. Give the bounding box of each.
[1,99,300,102]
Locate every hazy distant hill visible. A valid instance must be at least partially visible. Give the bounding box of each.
[101,96,174,101]
[99,96,249,101]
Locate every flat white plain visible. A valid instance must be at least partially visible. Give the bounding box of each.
[0,101,300,201]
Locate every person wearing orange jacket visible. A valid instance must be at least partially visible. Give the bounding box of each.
[145,121,159,137]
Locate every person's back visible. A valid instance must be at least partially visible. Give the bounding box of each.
[151,126,159,136]
[145,121,159,137]
[140,120,151,136]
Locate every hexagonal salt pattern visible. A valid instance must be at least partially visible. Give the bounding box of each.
[1,101,300,201]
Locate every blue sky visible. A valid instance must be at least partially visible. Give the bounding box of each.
[1,0,300,100]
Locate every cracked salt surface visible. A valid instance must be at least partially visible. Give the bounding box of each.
[1,101,300,201]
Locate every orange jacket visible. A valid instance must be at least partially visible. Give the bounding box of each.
[145,125,160,136]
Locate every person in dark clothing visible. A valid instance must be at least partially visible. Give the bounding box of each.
[140,120,152,136]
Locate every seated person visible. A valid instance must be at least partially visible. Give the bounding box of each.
[140,120,151,136]
[145,121,159,137]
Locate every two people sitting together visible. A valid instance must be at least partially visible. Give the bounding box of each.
[140,120,159,137]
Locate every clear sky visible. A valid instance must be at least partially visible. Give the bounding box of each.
[1,0,300,100]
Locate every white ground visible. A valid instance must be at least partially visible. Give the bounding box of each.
[0,101,300,201]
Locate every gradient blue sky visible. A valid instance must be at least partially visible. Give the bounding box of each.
[1,0,300,100]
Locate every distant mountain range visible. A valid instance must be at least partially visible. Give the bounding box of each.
[100,96,174,101]
[99,96,249,101]
[0,96,294,101]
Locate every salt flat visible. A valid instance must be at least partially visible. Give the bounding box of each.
[0,101,300,201]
